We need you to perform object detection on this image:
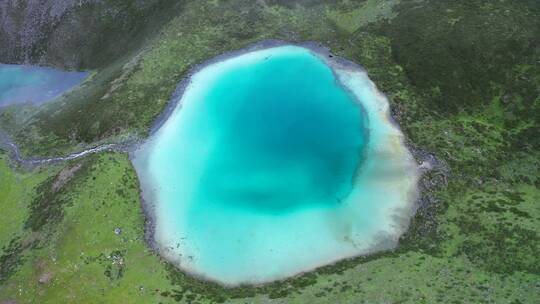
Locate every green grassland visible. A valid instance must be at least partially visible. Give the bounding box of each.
[0,153,175,303]
[0,156,60,251]
[1,0,539,303]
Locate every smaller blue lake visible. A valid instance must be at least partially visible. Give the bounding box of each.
[0,64,88,107]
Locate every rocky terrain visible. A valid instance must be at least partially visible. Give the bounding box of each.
[0,0,181,69]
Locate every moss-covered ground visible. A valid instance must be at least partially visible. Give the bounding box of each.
[1,0,539,303]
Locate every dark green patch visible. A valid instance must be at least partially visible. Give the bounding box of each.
[0,237,24,283]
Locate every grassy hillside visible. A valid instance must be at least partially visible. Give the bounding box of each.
[0,0,539,303]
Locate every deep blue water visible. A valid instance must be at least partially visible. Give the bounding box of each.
[190,51,366,213]
[0,64,88,107]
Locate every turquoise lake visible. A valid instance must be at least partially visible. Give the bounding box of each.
[0,64,88,107]
[133,45,418,285]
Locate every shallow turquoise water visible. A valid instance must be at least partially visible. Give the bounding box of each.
[133,46,417,284]
[0,64,88,107]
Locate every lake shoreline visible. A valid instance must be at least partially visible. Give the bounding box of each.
[131,40,436,287]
